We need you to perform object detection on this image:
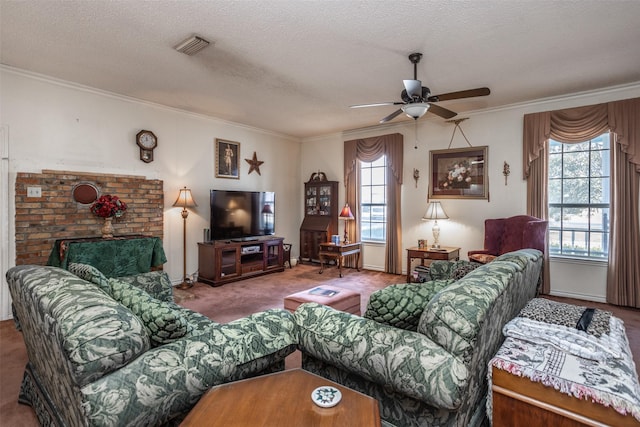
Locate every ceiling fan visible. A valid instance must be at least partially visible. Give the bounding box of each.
[350,53,490,123]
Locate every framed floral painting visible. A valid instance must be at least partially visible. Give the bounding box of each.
[215,138,240,179]
[429,146,488,199]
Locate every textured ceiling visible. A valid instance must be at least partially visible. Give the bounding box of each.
[2,1,640,138]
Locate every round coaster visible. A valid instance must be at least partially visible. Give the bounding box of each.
[311,386,342,408]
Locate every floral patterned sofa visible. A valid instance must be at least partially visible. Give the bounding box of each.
[294,249,543,427]
[6,264,297,427]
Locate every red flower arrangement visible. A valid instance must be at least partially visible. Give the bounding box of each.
[90,195,128,218]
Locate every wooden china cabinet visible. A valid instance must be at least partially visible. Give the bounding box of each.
[299,172,338,263]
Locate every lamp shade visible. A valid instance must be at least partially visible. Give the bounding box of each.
[261,204,273,214]
[173,187,198,208]
[401,103,430,119]
[339,203,354,219]
[422,201,449,220]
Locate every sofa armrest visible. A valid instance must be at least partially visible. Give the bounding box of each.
[295,302,468,410]
[80,308,297,426]
[467,249,490,256]
[364,281,454,331]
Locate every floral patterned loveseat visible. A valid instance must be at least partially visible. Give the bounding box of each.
[6,264,297,426]
[294,249,543,427]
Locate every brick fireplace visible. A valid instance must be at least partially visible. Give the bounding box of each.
[15,170,163,265]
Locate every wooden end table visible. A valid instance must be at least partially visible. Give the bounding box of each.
[319,242,361,277]
[180,369,380,427]
[406,246,460,282]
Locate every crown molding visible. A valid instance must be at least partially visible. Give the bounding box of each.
[0,65,300,143]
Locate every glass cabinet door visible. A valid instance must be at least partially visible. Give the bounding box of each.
[306,186,318,215]
[318,185,332,215]
[265,242,281,269]
[219,247,239,278]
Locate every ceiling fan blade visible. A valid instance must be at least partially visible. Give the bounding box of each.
[428,87,490,102]
[428,103,458,119]
[403,80,422,98]
[350,101,402,108]
[379,109,403,123]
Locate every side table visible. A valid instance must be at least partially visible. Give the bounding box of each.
[406,246,460,282]
[319,242,361,277]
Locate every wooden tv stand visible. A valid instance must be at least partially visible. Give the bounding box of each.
[197,237,285,286]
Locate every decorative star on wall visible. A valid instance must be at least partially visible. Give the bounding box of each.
[245,151,264,175]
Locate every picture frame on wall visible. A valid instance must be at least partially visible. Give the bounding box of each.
[429,146,488,199]
[215,138,240,179]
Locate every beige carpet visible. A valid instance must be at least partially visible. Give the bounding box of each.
[177,263,403,323]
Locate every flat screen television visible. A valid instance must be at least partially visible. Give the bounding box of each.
[209,190,275,241]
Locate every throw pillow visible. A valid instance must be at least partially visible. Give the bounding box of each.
[68,262,110,292]
[117,271,174,303]
[107,278,188,347]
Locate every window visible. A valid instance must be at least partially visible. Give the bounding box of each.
[360,155,387,242]
[548,133,610,259]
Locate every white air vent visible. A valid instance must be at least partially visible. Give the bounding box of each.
[174,35,210,56]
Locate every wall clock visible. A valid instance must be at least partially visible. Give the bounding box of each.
[136,130,157,163]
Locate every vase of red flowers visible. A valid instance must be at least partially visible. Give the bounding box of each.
[90,195,127,238]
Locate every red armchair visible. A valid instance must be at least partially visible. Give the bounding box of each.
[468,215,548,264]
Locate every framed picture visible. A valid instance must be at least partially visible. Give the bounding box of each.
[215,138,240,179]
[429,146,488,199]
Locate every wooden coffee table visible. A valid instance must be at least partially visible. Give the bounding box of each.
[180,369,380,426]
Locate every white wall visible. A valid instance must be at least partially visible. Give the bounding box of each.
[0,67,302,319]
[301,83,640,301]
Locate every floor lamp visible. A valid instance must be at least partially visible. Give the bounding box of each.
[173,187,197,289]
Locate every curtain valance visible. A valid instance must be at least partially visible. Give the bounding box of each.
[344,133,403,185]
[523,97,640,178]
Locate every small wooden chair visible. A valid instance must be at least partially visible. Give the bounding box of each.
[283,243,292,268]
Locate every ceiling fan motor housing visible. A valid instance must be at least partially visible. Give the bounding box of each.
[401,87,431,103]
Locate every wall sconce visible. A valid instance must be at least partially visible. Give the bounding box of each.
[339,204,355,244]
[173,187,197,289]
[422,201,449,249]
[503,161,511,185]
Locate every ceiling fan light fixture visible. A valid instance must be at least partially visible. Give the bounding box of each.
[401,103,430,119]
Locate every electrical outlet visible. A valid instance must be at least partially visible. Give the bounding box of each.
[27,186,42,198]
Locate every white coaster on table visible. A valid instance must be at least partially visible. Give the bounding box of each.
[311,386,342,408]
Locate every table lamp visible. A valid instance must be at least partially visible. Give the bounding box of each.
[261,203,273,234]
[422,201,449,249]
[173,187,197,289]
[339,203,354,244]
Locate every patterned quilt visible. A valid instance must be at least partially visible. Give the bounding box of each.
[518,298,611,337]
[488,311,640,422]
